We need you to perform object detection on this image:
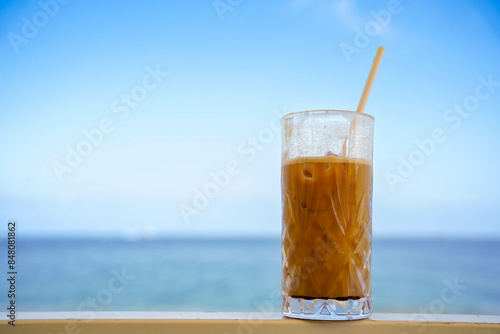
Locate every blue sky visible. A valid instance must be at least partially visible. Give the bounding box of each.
[0,0,499,238]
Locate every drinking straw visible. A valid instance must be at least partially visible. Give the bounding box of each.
[356,46,385,113]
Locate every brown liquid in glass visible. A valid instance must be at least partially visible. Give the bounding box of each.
[282,156,372,299]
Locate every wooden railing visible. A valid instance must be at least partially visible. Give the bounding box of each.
[1,312,499,334]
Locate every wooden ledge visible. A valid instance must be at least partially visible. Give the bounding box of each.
[1,312,499,334]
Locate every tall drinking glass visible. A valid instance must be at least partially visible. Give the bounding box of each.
[281,110,374,320]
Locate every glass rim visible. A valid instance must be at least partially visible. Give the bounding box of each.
[282,109,375,121]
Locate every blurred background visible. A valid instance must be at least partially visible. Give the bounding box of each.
[0,0,499,314]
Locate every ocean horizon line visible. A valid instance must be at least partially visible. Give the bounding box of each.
[7,234,500,242]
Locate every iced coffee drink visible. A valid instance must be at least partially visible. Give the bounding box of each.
[281,110,374,320]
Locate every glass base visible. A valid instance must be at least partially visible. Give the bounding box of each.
[282,295,372,321]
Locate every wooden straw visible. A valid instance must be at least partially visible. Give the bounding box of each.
[356,46,385,113]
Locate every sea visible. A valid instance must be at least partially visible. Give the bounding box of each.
[4,238,500,315]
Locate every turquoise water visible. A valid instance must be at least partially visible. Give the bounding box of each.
[6,238,500,314]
